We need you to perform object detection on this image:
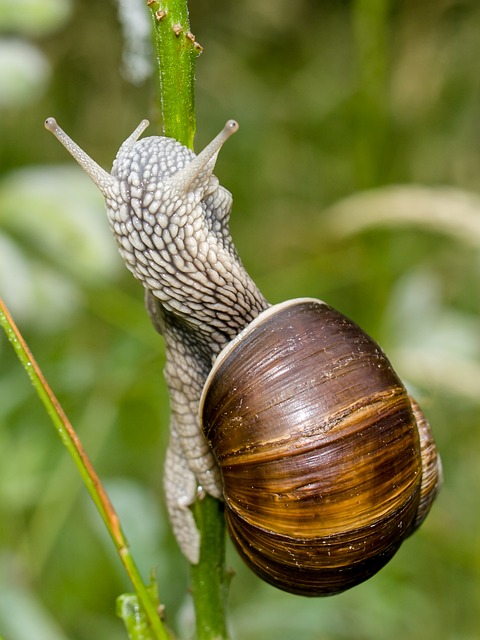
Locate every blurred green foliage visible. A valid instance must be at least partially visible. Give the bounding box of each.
[0,0,479,638]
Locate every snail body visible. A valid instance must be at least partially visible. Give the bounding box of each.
[45,117,441,596]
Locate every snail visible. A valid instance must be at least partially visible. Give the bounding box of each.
[45,117,442,596]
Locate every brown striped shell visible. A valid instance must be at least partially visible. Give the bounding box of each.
[200,298,441,596]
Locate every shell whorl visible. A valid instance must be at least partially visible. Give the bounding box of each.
[200,298,440,596]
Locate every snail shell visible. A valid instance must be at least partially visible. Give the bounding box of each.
[200,298,441,596]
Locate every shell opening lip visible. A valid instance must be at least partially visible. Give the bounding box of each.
[199,297,326,418]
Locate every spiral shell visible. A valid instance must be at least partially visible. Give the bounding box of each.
[200,298,441,596]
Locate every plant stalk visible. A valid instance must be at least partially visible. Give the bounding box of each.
[0,299,170,640]
[148,1,230,638]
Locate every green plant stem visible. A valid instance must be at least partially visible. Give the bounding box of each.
[149,0,199,146]
[191,496,229,640]
[0,299,170,640]
[148,2,230,638]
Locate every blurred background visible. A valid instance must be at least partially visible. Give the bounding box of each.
[0,0,479,638]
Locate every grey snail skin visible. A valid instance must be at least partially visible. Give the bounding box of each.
[45,117,442,596]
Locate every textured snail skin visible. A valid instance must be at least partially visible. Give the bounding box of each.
[45,117,441,593]
[45,117,268,563]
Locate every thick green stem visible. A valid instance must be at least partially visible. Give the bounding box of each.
[191,497,229,640]
[148,1,230,638]
[149,0,200,146]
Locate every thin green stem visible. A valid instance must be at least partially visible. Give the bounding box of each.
[0,298,170,640]
[148,2,230,638]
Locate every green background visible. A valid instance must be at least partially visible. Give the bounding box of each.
[0,1,479,638]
